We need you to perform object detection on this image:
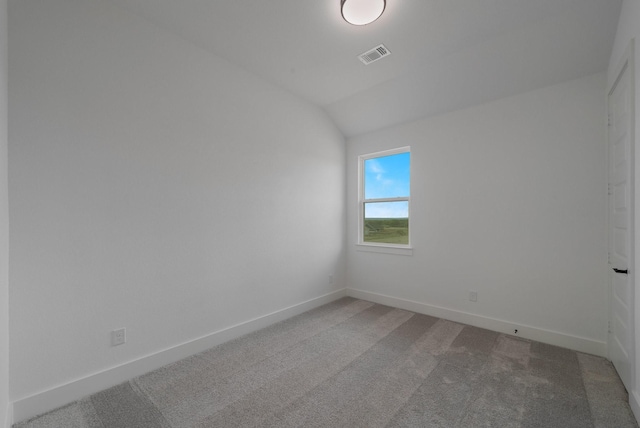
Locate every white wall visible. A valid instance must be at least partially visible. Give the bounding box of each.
[0,0,10,425]
[8,0,345,417]
[608,0,640,419]
[347,73,608,354]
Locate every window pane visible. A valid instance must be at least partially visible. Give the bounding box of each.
[364,152,410,199]
[363,201,409,245]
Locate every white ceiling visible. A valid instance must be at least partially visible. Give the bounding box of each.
[111,0,622,137]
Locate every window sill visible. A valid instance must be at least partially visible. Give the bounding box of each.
[356,244,413,256]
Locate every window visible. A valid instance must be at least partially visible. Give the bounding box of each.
[358,147,411,251]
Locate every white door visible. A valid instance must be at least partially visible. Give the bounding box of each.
[608,56,634,392]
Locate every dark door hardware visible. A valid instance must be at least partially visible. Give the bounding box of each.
[613,268,629,274]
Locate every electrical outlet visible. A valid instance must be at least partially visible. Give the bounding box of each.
[469,291,478,302]
[329,275,334,284]
[112,328,126,346]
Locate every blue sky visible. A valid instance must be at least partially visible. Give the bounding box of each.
[364,152,410,218]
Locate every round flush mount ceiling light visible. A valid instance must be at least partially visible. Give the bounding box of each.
[341,0,386,26]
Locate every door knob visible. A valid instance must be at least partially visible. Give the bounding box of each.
[613,268,629,274]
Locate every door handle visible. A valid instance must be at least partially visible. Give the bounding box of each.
[613,268,629,274]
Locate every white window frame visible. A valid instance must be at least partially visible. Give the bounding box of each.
[357,146,412,256]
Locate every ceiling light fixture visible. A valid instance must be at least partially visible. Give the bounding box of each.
[341,0,386,26]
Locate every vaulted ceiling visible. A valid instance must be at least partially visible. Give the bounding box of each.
[111,0,622,137]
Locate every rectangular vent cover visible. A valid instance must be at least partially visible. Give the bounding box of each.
[358,44,391,65]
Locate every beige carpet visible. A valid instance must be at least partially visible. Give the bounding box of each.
[14,297,638,427]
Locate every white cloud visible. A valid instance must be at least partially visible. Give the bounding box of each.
[367,159,385,174]
[365,202,408,218]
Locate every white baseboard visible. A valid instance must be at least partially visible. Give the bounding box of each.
[630,390,640,425]
[346,288,607,357]
[12,288,347,424]
[4,403,12,428]
[4,403,13,428]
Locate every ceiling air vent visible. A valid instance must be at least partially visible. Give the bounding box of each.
[358,44,391,65]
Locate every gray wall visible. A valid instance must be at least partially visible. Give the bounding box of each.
[0,0,10,426]
[8,0,346,411]
[347,73,608,354]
